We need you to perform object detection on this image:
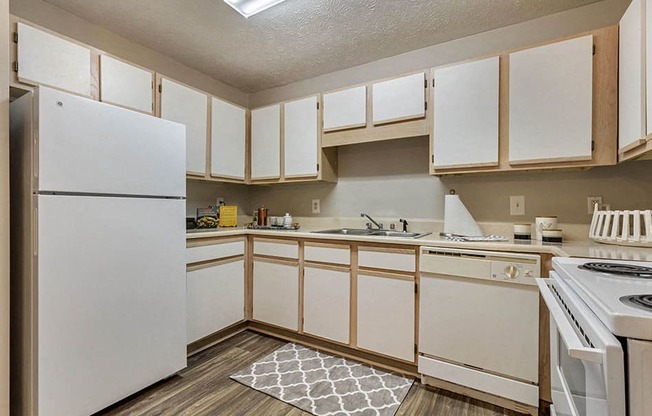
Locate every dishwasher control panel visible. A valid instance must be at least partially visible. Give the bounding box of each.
[420,247,541,286]
[490,261,537,282]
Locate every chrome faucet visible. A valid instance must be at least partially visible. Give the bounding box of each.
[361,213,383,230]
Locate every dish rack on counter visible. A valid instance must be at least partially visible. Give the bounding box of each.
[589,206,652,247]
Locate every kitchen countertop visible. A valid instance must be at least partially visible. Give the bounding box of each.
[186,227,652,261]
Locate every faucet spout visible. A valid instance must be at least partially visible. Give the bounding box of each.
[361,213,383,230]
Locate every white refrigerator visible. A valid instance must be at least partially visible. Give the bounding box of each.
[10,87,187,416]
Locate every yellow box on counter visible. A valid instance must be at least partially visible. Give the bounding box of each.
[219,206,238,227]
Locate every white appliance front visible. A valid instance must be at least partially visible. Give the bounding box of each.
[537,275,625,416]
[36,87,185,197]
[36,194,186,416]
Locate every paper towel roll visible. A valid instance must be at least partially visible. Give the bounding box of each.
[444,195,483,236]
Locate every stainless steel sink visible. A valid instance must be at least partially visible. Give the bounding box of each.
[312,228,375,236]
[312,228,431,239]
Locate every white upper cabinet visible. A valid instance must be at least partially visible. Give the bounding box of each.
[323,86,367,131]
[251,104,281,180]
[211,97,246,180]
[432,57,500,168]
[159,78,208,176]
[100,55,154,114]
[509,35,593,164]
[620,0,646,151]
[372,73,426,125]
[17,22,92,97]
[284,96,319,178]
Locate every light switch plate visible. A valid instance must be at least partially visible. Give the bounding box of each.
[510,196,525,216]
[587,196,602,214]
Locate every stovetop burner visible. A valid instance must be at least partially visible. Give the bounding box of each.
[579,262,652,278]
[621,294,652,312]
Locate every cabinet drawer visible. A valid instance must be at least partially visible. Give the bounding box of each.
[358,248,415,272]
[253,239,298,259]
[304,244,350,265]
[186,240,245,264]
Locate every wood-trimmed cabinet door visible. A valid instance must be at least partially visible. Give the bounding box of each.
[303,266,350,344]
[252,259,299,331]
[159,77,209,177]
[16,22,92,97]
[186,259,245,344]
[323,85,367,132]
[99,55,154,114]
[432,57,500,169]
[250,104,281,181]
[372,72,426,125]
[357,274,415,362]
[284,95,319,178]
[508,35,594,165]
[211,97,246,181]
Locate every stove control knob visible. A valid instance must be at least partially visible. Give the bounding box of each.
[504,265,519,279]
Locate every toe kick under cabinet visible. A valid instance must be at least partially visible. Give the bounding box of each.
[186,237,246,345]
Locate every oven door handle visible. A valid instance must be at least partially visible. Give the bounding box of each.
[536,278,605,364]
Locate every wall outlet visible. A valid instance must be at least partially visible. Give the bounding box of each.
[587,196,603,214]
[510,195,525,216]
[311,199,320,214]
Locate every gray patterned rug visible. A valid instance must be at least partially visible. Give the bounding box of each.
[231,343,414,416]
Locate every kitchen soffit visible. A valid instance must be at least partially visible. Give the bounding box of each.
[44,0,602,93]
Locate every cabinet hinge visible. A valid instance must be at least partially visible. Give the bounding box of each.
[316,163,320,171]
[431,154,434,164]
[13,32,18,43]
[593,44,596,55]
[414,344,418,354]
[415,283,418,294]
[433,78,435,88]
[424,79,427,88]
[13,61,18,73]
[591,140,595,152]
[424,101,427,111]
[317,102,320,110]
[158,84,162,93]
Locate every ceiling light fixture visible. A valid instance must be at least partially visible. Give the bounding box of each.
[223,0,287,18]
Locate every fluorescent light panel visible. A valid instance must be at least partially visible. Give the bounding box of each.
[224,0,287,18]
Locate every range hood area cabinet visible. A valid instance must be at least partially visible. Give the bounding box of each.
[430,26,618,176]
[321,72,429,147]
[249,95,337,185]
[619,0,652,162]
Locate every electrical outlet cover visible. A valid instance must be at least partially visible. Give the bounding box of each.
[312,199,320,214]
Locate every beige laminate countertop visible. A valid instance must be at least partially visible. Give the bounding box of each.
[186,227,652,261]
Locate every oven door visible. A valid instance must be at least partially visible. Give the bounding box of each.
[537,275,625,416]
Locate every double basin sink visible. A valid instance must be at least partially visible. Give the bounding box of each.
[312,228,431,239]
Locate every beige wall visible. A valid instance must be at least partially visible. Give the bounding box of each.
[10,0,248,107]
[248,137,652,225]
[1,0,9,412]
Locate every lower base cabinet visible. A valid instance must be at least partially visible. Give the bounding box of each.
[303,267,350,344]
[253,260,299,331]
[357,274,415,362]
[186,259,245,344]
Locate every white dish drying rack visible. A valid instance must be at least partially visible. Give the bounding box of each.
[589,207,652,247]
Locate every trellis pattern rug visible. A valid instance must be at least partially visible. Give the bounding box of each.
[231,343,414,416]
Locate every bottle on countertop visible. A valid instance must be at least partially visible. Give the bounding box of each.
[283,213,293,229]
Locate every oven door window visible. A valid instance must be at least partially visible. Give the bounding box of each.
[553,329,609,416]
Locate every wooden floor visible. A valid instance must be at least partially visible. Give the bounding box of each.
[96,331,521,416]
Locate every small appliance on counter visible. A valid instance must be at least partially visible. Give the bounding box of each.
[196,207,218,228]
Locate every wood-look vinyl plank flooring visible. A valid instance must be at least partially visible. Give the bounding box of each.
[96,331,520,416]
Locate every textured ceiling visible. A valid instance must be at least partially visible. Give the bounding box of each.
[44,0,601,92]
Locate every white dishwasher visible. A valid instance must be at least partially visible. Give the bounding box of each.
[418,247,541,408]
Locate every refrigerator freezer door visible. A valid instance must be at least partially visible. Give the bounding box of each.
[37,87,185,197]
[36,195,186,416]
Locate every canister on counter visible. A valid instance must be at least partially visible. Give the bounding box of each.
[513,223,532,240]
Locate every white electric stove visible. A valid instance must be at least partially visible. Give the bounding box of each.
[537,257,652,416]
